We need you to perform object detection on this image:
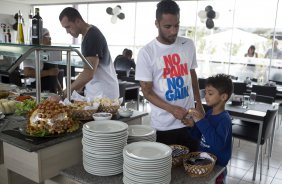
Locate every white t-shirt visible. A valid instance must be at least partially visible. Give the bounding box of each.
[135,37,198,131]
[265,48,282,59]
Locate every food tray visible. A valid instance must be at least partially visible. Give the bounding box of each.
[183,152,217,177]
[170,144,190,167]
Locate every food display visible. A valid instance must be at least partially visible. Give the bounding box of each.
[96,97,120,114]
[26,101,80,137]
[0,99,18,114]
[70,101,99,121]
[15,95,33,102]
[15,99,37,116]
[0,90,9,99]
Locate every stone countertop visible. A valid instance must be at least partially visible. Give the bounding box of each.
[0,111,148,152]
[61,163,225,184]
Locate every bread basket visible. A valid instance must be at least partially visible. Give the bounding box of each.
[183,152,217,177]
[170,144,190,167]
[71,109,97,121]
[98,105,120,114]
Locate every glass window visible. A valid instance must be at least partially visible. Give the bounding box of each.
[36,0,282,83]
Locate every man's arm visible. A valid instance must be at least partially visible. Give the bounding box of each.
[69,56,99,93]
[23,67,59,78]
[191,69,205,115]
[140,81,187,120]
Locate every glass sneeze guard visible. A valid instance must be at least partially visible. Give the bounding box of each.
[0,43,93,103]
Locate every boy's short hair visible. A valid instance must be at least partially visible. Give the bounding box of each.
[206,74,234,100]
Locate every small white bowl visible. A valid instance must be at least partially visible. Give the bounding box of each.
[92,112,112,121]
[118,108,133,117]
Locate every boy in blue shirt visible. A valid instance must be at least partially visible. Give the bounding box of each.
[183,74,233,184]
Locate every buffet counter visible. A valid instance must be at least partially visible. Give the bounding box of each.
[0,111,148,184]
[56,163,225,184]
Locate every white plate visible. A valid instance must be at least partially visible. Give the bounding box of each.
[83,120,128,134]
[128,125,156,137]
[83,129,128,138]
[124,142,172,160]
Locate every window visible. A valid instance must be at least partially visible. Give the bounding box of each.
[37,0,282,82]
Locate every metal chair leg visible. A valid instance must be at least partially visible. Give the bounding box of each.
[268,141,270,169]
[260,146,263,181]
[265,140,267,155]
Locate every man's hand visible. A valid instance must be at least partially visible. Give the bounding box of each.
[47,94,61,102]
[170,105,188,120]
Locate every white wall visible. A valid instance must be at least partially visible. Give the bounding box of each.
[0,1,32,43]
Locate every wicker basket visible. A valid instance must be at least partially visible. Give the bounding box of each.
[183,152,217,177]
[98,105,120,114]
[71,109,97,121]
[170,145,190,167]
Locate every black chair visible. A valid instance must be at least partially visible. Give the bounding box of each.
[198,78,206,90]
[119,82,140,110]
[255,95,274,104]
[232,109,277,180]
[251,85,277,101]
[114,56,135,78]
[233,82,247,95]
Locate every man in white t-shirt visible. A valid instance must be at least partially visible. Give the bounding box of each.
[135,0,204,151]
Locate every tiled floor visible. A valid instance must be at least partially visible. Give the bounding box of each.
[138,101,282,184]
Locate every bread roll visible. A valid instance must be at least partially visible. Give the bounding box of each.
[2,102,12,114]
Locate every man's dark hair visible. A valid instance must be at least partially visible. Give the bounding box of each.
[124,49,133,58]
[206,74,234,100]
[250,45,256,50]
[156,0,180,21]
[59,7,83,22]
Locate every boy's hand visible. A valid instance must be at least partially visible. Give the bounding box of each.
[187,108,204,122]
[181,117,195,127]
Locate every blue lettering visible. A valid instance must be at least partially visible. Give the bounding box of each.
[165,90,174,101]
[167,77,184,90]
[165,85,189,101]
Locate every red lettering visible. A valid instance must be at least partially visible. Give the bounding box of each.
[180,63,188,76]
[163,55,173,68]
[163,68,170,79]
[172,54,180,65]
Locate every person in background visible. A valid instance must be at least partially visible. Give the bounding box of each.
[244,45,258,58]
[58,7,119,99]
[265,39,282,59]
[114,48,136,77]
[184,74,233,184]
[135,0,204,151]
[23,28,62,93]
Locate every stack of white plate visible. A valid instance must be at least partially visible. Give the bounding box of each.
[82,120,128,176]
[123,141,172,184]
[127,125,156,144]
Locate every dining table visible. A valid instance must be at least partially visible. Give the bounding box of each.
[225,101,279,181]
